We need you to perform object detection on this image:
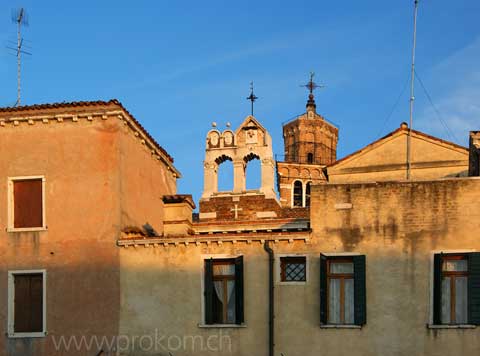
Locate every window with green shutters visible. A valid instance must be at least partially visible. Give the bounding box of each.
[320,254,366,326]
[433,252,480,325]
[204,257,244,325]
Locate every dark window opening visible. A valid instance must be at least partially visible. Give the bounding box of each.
[307,153,314,164]
[293,181,303,207]
[305,182,311,208]
[281,257,306,282]
[14,273,43,333]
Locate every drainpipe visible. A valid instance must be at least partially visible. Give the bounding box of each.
[263,240,274,356]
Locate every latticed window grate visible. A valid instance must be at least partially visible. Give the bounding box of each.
[281,257,306,282]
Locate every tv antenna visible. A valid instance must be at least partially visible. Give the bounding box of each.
[406,0,419,180]
[7,8,31,107]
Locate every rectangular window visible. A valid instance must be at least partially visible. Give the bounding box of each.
[8,270,46,337]
[280,256,306,282]
[320,254,366,326]
[8,176,46,231]
[328,259,354,324]
[204,257,244,325]
[433,253,480,325]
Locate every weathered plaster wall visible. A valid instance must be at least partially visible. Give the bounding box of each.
[120,178,480,356]
[0,118,122,356]
[119,244,269,356]
[118,124,177,235]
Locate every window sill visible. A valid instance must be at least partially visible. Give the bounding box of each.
[7,227,47,233]
[427,324,476,329]
[320,325,362,329]
[7,331,47,338]
[198,324,247,329]
[278,281,307,286]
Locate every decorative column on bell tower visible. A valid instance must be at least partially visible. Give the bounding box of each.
[276,73,339,208]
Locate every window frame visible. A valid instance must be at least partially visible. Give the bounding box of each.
[200,254,245,328]
[7,176,47,232]
[277,254,308,285]
[441,254,468,324]
[8,269,47,338]
[212,259,236,324]
[292,180,303,208]
[320,253,366,328]
[327,258,355,325]
[429,250,478,328]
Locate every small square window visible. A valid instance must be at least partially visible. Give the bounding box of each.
[280,256,306,282]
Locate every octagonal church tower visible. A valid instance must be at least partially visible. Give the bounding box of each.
[276,80,339,208]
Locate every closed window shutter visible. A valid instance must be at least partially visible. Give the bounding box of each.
[235,256,244,324]
[468,252,480,325]
[14,179,43,228]
[204,259,214,324]
[14,274,43,333]
[320,254,327,324]
[30,275,44,332]
[353,255,366,325]
[433,254,442,325]
[14,275,31,332]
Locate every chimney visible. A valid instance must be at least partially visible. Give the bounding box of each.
[162,195,196,236]
[469,131,480,176]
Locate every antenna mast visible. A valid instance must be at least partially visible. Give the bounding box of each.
[10,8,30,107]
[406,0,419,180]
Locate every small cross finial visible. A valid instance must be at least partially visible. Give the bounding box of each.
[246,81,258,116]
[301,72,325,112]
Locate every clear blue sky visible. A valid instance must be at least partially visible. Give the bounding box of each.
[1,1,479,202]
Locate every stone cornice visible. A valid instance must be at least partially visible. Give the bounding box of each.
[117,231,311,248]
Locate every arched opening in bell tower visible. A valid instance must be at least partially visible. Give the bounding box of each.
[216,155,233,192]
[244,153,261,191]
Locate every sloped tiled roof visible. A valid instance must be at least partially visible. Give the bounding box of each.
[0,99,174,163]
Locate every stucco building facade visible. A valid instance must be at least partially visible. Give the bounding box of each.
[1,92,479,356]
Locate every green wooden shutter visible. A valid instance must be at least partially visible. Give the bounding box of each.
[204,259,214,324]
[433,254,442,325]
[353,255,367,326]
[320,254,327,324]
[468,252,480,325]
[235,256,244,324]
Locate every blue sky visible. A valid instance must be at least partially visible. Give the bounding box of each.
[1,0,479,202]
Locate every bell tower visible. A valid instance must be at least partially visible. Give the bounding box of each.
[276,73,339,208]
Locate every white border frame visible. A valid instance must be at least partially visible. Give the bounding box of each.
[7,176,47,232]
[8,269,47,338]
[198,254,246,328]
[276,253,308,285]
[428,249,475,327]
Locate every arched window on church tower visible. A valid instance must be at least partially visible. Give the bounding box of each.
[216,155,233,192]
[305,182,311,207]
[293,181,303,207]
[245,154,261,190]
[307,153,314,164]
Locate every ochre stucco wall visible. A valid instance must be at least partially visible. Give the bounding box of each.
[0,108,178,356]
[118,123,177,235]
[0,118,122,356]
